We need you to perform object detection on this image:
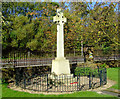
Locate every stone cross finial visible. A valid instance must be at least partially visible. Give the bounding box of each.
[57,8,62,14]
[53,9,67,25]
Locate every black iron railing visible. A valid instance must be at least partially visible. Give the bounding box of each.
[1,50,119,68]
[15,67,107,92]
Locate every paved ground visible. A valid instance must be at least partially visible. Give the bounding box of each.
[100,90,119,97]
[88,79,119,97]
[88,79,116,91]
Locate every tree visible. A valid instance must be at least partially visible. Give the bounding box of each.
[86,2,119,50]
[2,2,119,55]
[2,2,60,52]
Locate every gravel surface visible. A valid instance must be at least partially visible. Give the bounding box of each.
[9,78,116,95]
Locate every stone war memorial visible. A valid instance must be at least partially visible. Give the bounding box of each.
[4,8,108,93]
[52,8,71,76]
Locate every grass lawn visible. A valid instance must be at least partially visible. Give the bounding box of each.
[1,67,119,98]
[2,83,115,97]
[107,67,119,89]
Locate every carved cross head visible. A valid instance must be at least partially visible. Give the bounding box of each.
[53,8,67,25]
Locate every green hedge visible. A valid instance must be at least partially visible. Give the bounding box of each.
[75,67,91,76]
[75,67,104,76]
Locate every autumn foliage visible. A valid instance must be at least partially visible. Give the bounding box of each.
[2,2,119,54]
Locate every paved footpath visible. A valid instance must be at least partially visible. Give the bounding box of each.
[88,79,119,97]
[101,90,119,97]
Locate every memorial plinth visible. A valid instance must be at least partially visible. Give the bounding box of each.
[52,57,70,75]
[51,8,71,76]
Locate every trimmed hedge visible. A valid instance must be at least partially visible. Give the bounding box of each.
[75,67,104,77]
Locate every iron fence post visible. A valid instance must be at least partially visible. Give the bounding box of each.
[47,74,48,91]
[105,68,107,84]
[23,72,26,89]
[77,73,78,91]
[89,72,92,89]
[92,72,93,89]
[79,73,80,90]
[100,70,102,86]
[102,69,104,85]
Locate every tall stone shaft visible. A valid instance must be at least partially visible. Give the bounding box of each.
[53,8,66,58]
